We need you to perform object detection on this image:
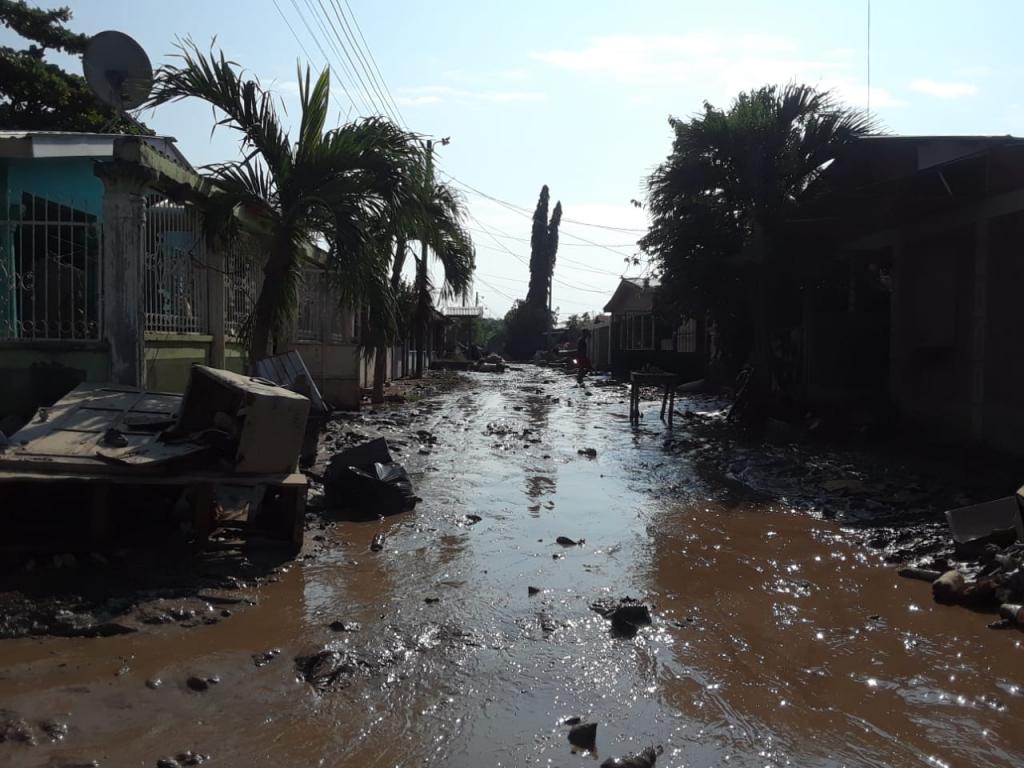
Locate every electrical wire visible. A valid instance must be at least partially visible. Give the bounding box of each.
[274,0,351,116]
[441,171,647,234]
[341,0,408,126]
[311,0,394,121]
[468,212,614,295]
[329,0,406,127]
[301,0,377,117]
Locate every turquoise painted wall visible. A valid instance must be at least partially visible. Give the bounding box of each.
[2,157,105,219]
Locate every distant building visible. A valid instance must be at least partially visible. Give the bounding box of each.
[601,277,704,377]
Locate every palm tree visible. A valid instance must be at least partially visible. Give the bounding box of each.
[148,41,422,368]
[643,83,877,418]
[411,178,474,378]
[368,173,475,399]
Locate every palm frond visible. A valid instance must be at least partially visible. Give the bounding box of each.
[149,38,292,181]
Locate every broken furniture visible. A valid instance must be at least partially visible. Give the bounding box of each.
[0,369,312,553]
[255,350,329,466]
[175,365,310,474]
[945,496,1024,557]
[629,371,680,427]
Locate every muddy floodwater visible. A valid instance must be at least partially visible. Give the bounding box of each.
[2,367,1023,767]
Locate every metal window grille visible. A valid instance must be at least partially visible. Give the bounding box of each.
[143,195,208,334]
[677,318,697,353]
[620,312,655,351]
[0,193,102,341]
[224,234,263,339]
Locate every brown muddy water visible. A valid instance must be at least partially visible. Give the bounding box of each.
[1,367,1022,767]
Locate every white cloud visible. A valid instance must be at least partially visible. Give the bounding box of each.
[909,78,978,99]
[531,33,902,110]
[394,85,544,107]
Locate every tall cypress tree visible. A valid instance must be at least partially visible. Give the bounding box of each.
[526,185,562,310]
[526,185,550,306]
[544,201,562,309]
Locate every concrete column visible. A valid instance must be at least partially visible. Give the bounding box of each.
[970,217,992,441]
[206,245,225,368]
[95,162,155,387]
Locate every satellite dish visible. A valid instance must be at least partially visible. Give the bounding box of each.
[83,31,153,111]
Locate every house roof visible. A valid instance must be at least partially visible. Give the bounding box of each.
[602,276,660,313]
[0,130,193,172]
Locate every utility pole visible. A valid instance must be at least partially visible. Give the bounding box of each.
[414,139,433,378]
[414,137,449,377]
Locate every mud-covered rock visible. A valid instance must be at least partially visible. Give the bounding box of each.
[0,709,36,745]
[601,746,660,767]
[252,649,281,668]
[295,649,375,691]
[568,721,598,750]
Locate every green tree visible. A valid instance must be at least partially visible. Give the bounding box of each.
[642,84,876,418]
[0,0,151,133]
[148,40,421,368]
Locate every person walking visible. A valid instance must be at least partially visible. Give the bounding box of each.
[576,330,591,385]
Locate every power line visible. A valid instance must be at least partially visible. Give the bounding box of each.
[474,274,517,302]
[275,0,351,117]
[450,177,641,258]
[284,0,361,115]
[300,0,377,117]
[468,213,612,295]
[340,0,408,126]
[311,0,395,121]
[474,242,622,278]
[442,171,648,234]
[467,227,636,249]
[329,0,406,127]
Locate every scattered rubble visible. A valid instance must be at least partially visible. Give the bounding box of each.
[600,745,660,768]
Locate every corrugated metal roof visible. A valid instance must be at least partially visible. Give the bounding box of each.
[0,131,193,172]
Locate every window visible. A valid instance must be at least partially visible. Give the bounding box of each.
[677,318,697,353]
[1,193,101,340]
[620,312,655,351]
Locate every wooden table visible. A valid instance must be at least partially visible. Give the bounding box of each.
[629,371,681,427]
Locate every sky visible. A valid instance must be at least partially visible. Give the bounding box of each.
[7,0,1024,319]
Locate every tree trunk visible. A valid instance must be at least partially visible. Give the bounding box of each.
[413,251,428,378]
[372,345,387,403]
[247,237,291,374]
[372,236,408,402]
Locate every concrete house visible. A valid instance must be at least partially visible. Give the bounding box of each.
[0,131,368,422]
[805,135,1024,454]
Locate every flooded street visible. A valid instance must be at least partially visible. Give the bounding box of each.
[2,367,1023,767]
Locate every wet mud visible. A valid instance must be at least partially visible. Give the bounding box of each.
[1,367,1022,767]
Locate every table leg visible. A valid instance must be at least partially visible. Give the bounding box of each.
[668,389,675,428]
[660,385,669,422]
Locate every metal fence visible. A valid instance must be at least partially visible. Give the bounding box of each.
[143,195,208,334]
[297,267,326,341]
[0,193,103,341]
[224,234,263,339]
